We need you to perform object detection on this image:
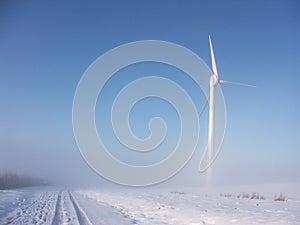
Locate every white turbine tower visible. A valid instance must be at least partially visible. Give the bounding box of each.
[199,35,255,172]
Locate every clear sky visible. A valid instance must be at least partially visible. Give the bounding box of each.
[0,0,299,187]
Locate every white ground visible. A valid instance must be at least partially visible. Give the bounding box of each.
[0,183,299,225]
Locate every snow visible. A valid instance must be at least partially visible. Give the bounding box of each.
[0,188,57,224]
[75,184,300,225]
[0,183,299,225]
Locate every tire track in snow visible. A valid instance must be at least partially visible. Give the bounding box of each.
[52,191,80,225]
[69,191,93,225]
[51,191,63,225]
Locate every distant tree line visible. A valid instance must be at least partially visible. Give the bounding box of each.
[0,172,47,190]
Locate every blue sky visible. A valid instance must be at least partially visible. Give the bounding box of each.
[0,0,299,186]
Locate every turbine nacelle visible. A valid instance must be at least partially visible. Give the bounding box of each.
[210,74,219,86]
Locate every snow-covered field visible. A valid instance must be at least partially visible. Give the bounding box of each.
[0,183,299,225]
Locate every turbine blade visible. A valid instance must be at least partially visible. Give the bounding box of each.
[199,96,209,118]
[219,80,256,87]
[198,146,211,172]
[209,35,218,77]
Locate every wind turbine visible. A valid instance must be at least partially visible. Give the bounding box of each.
[199,35,255,172]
